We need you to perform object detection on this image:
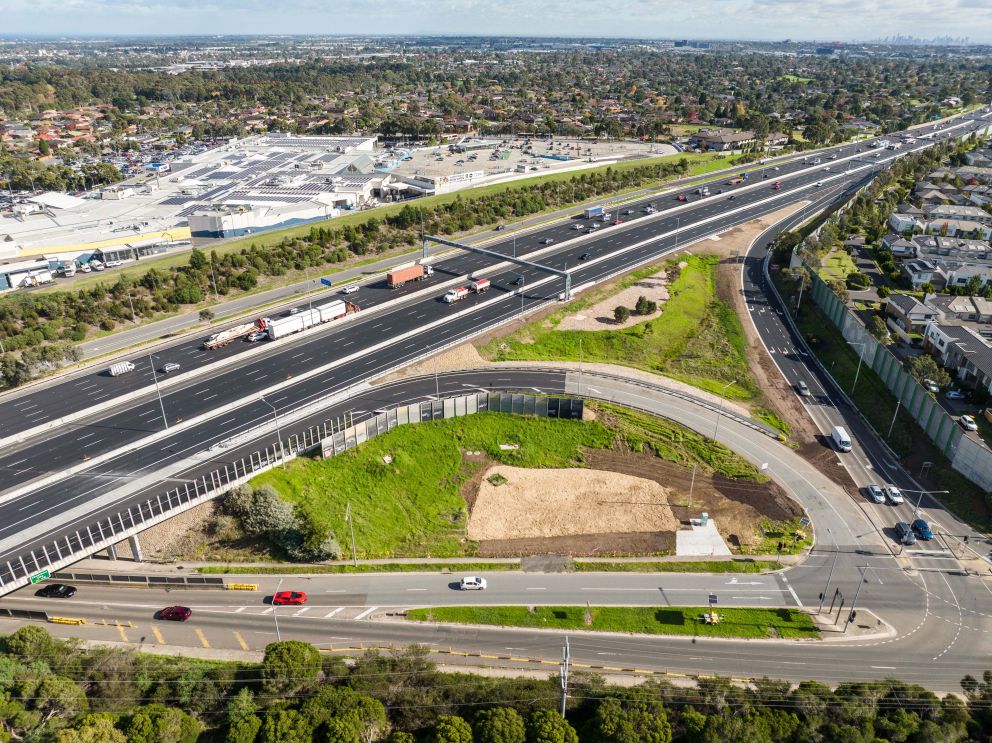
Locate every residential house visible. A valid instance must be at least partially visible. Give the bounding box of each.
[885,292,939,337]
[889,213,923,234]
[882,234,917,257]
[902,259,946,290]
[924,322,992,390]
[925,204,992,227]
[689,129,757,151]
[926,219,992,240]
[928,294,992,325]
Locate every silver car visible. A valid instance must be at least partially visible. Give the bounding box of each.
[865,484,885,504]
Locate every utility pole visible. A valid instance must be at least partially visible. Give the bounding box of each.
[147,354,168,430]
[559,636,570,718]
[844,567,867,634]
[887,399,902,439]
[345,503,358,567]
[688,464,697,509]
[816,549,838,615]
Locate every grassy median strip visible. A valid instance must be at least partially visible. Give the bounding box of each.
[572,560,781,573]
[406,606,818,640]
[198,563,518,575]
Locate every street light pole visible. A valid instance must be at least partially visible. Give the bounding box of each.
[712,379,738,441]
[886,399,902,439]
[261,397,286,468]
[519,275,525,315]
[850,341,867,394]
[147,354,168,430]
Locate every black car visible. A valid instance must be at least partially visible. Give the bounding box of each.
[512,276,525,286]
[36,583,76,599]
[578,253,591,261]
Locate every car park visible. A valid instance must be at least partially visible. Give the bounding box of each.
[911,519,933,540]
[35,583,76,599]
[960,415,978,431]
[159,606,192,621]
[272,591,307,606]
[460,576,487,590]
[884,486,905,505]
[865,484,886,504]
[895,521,917,545]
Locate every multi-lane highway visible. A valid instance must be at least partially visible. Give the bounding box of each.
[0,108,991,687]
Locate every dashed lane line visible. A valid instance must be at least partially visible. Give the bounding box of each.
[195,628,210,649]
[234,631,250,651]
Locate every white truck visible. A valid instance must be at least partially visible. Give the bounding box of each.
[263,300,358,341]
[108,361,136,377]
[470,278,490,294]
[831,426,852,452]
[444,287,470,303]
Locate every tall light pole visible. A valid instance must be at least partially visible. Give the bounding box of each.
[147,354,168,429]
[901,488,950,520]
[273,577,283,642]
[850,341,867,394]
[261,396,286,468]
[519,275,525,315]
[712,379,739,441]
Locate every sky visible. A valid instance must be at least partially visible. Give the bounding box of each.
[2,0,991,43]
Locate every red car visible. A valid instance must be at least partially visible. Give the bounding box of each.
[272,591,307,606]
[676,194,687,201]
[159,606,191,621]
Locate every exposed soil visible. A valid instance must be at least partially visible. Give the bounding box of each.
[557,269,669,331]
[466,465,679,541]
[478,531,675,558]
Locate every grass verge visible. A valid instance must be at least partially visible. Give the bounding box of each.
[572,560,782,573]
[818,248,858,283]
[479,254,756,400]
[406,606,818,640]
[198,562,518,575]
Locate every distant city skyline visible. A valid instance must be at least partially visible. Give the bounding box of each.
[2,0,992,44]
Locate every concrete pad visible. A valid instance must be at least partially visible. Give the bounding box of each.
[676,519,732,557]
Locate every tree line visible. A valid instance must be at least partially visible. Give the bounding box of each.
[0,155,723,388]
[3,624,992,742]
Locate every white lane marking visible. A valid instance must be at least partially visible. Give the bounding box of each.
[77,432,98,441]
[293,607,310,616]
[871,665,897,669]
[406,588,428,592]
[783,576,804,608]
[325,589,347,593]
[526,587,547,591]
[17,500,39,511]
[262,607,274,615]
[8,458,27,466]
[323,608,343,618]
[353,607,377,620]
[234,607,246,613]
[202,394,218,401]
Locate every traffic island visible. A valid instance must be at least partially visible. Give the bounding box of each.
[405,605,819,640]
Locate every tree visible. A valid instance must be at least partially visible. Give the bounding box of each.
[593,699,672,743]
[261,641,321,697]
[199,308,215,322]
[259,708,312,743]
[845,271,871,290]
[906,354,951,389]
[867,316,891,344]
[634,296,657,315]
[226,688,262,743]
[431,715,474,743]
[525,710,578,743]
[55,715,126,743]
[5,625,64,665]
[614,305,630,323]
[473,707,526,743]
[877,285,891,299]
[387,733,415,743]
[189,248,209,271]
[38,139,50,156]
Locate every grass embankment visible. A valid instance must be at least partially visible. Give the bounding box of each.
[479,254,756,401]
[199,562,518,575]
[573,560,781,573]
[818,249,858,283]
[406,606,818,640]
[250,408,766,559]
[778,272,991,529]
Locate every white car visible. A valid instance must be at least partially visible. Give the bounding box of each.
[460,576,487,591]
[923,379,939,393]
[341,285,359,294]
[884,486,905,505]
[961,415,979,432]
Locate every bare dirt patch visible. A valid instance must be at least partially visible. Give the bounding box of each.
[557,269,669,331]
[466,465,679,541]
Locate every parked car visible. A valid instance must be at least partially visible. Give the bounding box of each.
[35,583,76,599]
[895,521,917,545]
[272,591,307,606]
[865,484,886,504]
[160,362,181,374]
[884,486,905,505]
[947,389,968,400]
[159,606,192,621]
[923,379,939,393]
[460,576,487,590]
[911,519,934,540]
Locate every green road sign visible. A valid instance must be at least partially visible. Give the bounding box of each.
[29,570,50,585]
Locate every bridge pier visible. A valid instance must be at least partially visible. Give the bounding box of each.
[105,544,117,560]
[128,536,144,563]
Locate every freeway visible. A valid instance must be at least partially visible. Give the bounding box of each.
[0,109,985,448]
[0,111,985,588]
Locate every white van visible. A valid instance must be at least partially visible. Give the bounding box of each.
[108,361,136,377]
[831,425,852,452]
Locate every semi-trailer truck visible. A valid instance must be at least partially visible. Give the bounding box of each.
[387,263,434,288]
[584,206,605,219]
[203,319,267,349]
[263,300,358,340]
[470,278,490,293]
